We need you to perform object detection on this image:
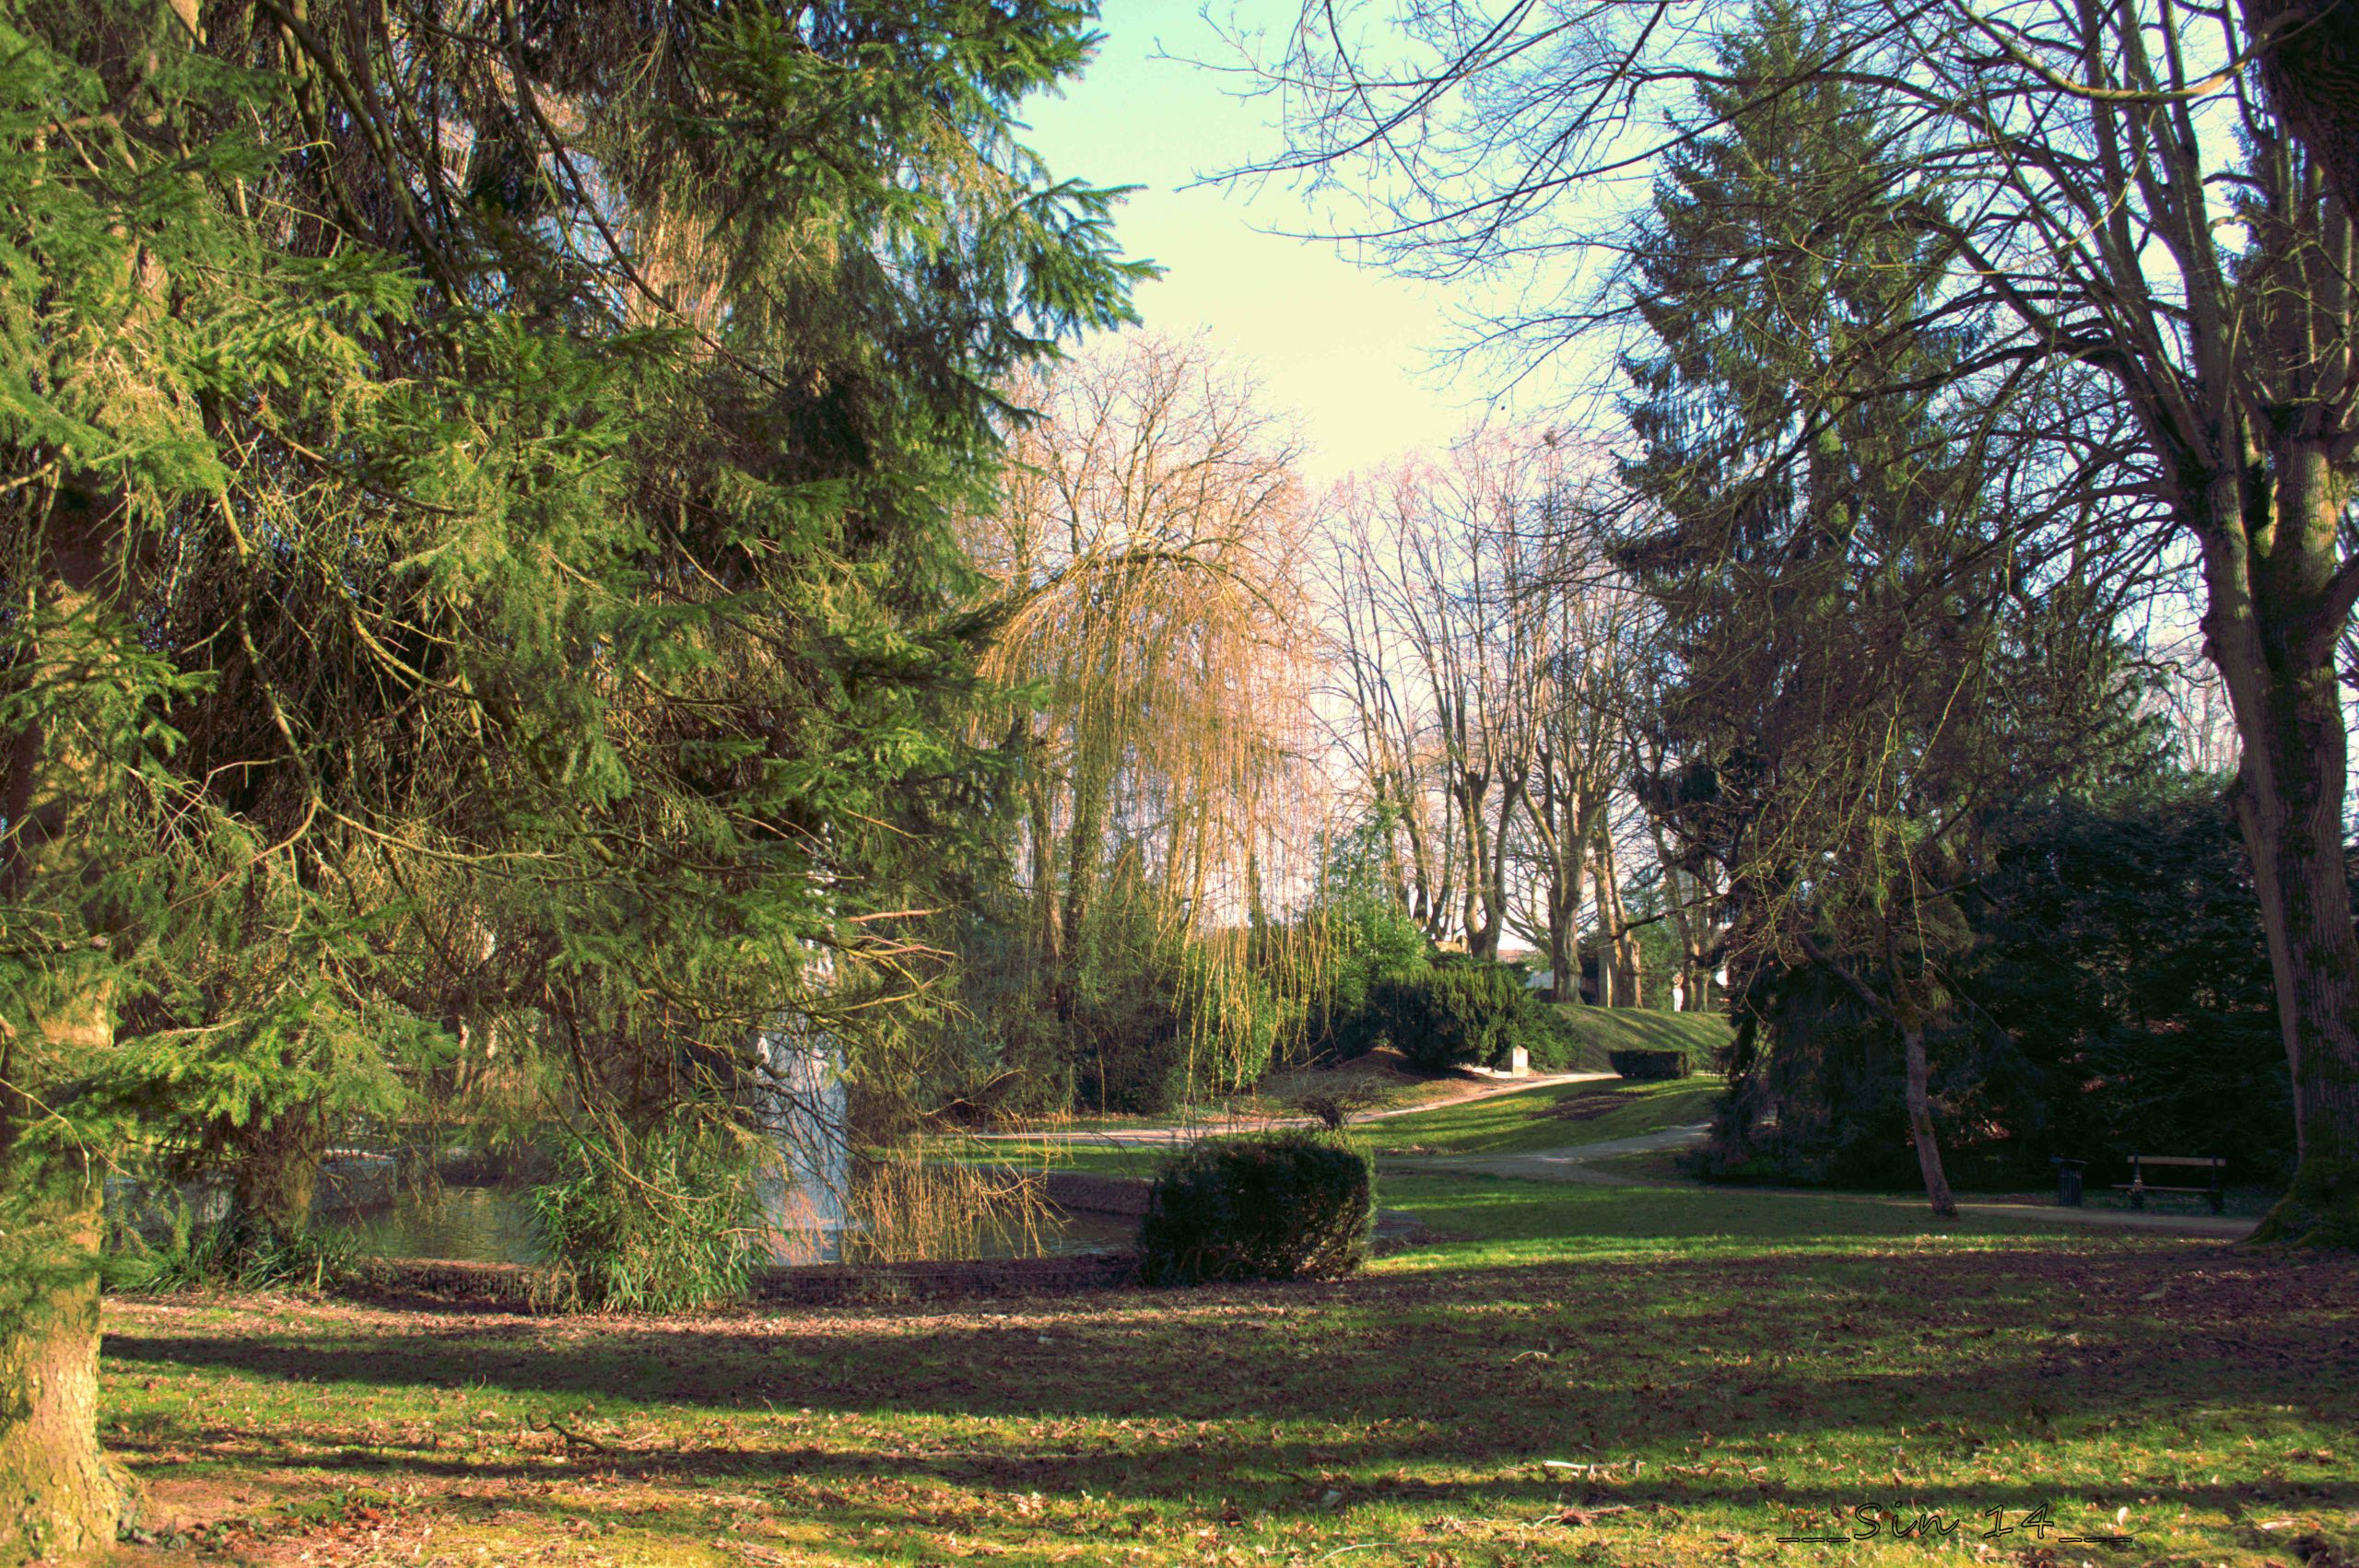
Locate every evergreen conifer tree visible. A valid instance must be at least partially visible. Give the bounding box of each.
[1617,0,2154,1215]
[0,0,1142,1550]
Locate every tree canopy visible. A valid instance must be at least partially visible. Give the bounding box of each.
[0,0,1141,1551]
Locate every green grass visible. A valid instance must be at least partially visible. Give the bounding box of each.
[972,1077,1725,1176]
[1539,1004,1732,1071]
[964,1139,1170,1179]
[99,1172,2355,1568]
[1352,1077,1722,1157]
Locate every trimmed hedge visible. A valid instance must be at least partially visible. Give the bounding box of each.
[1353,962,1549,1072]
[1609,1047,1689,1082]
[1137,1131,1374,1285]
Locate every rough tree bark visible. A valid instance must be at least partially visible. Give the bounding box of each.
[0,1016,121,1566]
[0,523,127,1560]
[2243,0,2359,220]
[1540,801,1592,1005]
[1900,1018,1959,1219]
[1594,829,1642,1008]
[1797,931,1957,1218]
[2201,451,2359,1246]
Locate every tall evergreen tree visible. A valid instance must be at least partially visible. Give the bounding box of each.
[0,0,1140,1552]
[1617,0,2154,1215]
[1240,0,2359,1248]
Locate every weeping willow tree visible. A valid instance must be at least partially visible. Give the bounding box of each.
[957,333,1326,1114]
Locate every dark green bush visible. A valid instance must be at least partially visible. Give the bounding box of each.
[1075,1014,1196,1117]
[1138,1131,1374,1285]
[1521,1005,1584,1071]
[1351,962,1548,1072]
[1609,1047,1689,1081]
[1302,807,1436,1059]
[1699,794,2296,1190]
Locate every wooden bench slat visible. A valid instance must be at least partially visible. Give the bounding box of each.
[2113,1153,2228,1213]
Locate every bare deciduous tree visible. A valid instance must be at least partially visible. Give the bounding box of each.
[1226,0,2359,1243]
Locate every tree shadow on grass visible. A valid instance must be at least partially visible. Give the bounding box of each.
[104,1241,2358,1481]
[100,1420,2359,1534]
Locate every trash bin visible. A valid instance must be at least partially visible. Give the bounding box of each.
[2052,1156,2087,1207]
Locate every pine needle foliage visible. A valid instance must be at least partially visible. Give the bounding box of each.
[1615,0,2163,1212]
[0,0,1144,1507]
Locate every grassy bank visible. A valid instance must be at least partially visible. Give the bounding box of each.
[100,1174,2354,1568]
[1538,1004,1731,1072]
[971,1076,1725,1179]
[1352,1077,1721,1158]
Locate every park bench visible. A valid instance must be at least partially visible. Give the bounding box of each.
[2111,1154,2225,1213]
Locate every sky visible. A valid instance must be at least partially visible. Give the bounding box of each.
[1017,0,1530,485]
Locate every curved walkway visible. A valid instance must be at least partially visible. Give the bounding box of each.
[1389,1121,2258,1239]
[971,1070,1616,1146]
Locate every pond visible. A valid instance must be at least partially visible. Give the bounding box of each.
[318,1186,1138,1266]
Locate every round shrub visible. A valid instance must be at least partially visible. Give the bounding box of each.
[1608,1047,1689,1082]
[1138,1130,1375,1285]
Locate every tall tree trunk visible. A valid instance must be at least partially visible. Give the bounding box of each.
[1470,784,1517,963]
[1901,1018,1958,1218]
[2201,454,2359,1247]
[1543,813,1581,1002]
[2233,708,2359,1244]
[1587,827,1623,1005]
[0,539,127,1559]
[1458,773,1503,959]
[1799,932,1956,1218]
[0,1151,119,1565]
[1596,837,1642,1008]
[1546,793,1601,1004]
[2241,0,2359,222]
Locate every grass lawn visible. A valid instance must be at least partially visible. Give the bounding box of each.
[100,1175,2357,1568]
[967,1078,1722,1179]
[967,1139,1170,1179]
[1351,1078,1722,1158]
[1540,1006,1732,1073]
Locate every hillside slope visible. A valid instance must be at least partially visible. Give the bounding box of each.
[1543,1005,1731,1072]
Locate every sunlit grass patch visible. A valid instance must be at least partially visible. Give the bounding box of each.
[1353,1076,1723,1158]
[100,1170,2357,1568]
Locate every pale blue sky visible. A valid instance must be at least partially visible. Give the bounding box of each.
[1018,0,1518,483]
